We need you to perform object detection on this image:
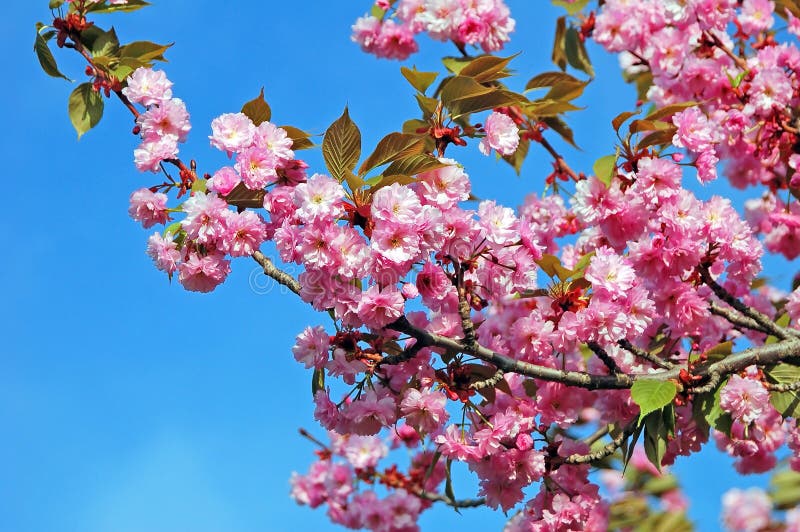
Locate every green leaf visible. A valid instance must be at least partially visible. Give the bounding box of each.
[643,409,669,472]
[370,4,387,18]
[551,0,590,15]
[400,66,438,94]
[551,16,568,71]
[86,0,150,13]
[541,115,578,148]
[415,93,439,117]
[280,125,315,150]
[644,101,699,122]
[526,99,582,117]
[535,254,574,281]
[629,119,675,134]
[383,153,449,177]
[448,90,525,119]
[593,154,617,187]
[358,133,425,176]
[49,0,66,8]
[612,110,641,132]
[458,53,519,83]
[637,128,677,150]
[631,380,677,422]
[525,71,580,91]
[311,367,325,397]
[241,87,272,126]
[191,178,207,194]
[502,137,529,175]
[441,56,472,74]
[322,107,361,185]
[439,76,495,106]
[34,30,70,81]
[68,83,104,139]
[564,26,594,77]
[771,469,800,510]
[119,40,172,64]
[90,26,120,58]
[544,79,589,102]
[766,364,800,418]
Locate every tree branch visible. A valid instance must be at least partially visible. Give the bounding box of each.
[587,342,621,374]
[414,490,486,508]
[699,266,797,341]
[617,339,675,369]
[251,251,302,295]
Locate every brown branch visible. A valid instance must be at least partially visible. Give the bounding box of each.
[587,342,621,374]
[251,251,302,295]
[617,339,675,370]
[471,369,505,391]
[377,342,423,368]
[699,266,796,341]
[765,381,800,392]
[562,427,630,465]
[414,489,486,508]
[708,302,771,336]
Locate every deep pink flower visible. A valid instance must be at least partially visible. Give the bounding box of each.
[357,285,405,329]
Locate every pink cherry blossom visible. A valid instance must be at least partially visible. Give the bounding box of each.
[479,111,520,156]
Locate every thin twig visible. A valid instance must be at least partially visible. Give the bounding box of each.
[471,369,505,391]
[251,251,302,295]
[587,342,621,374]
[617,339,675,370]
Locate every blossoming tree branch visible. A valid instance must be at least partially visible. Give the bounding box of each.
[34,0,800,529]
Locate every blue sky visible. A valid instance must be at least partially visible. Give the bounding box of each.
[1,1,787,531]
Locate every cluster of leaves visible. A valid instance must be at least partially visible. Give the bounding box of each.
[35,0,168,137]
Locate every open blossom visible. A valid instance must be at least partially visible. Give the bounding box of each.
[293,174,345,221]
[122,68,173,106]
[181,191,230,244]
[128,188,170,228]
[351,16,419,60]
[342,435,388,469]
[292,326,330,369]
[177,251,231,292]
[479,111,519,156]
[219,210,266,257]
[400,388,448,433]
[133,134,179,173]
[146,232,180,274]
[357,285,405,329]
[209,113,256,154]
[137,98,191,142]
[720,373,770,425]
[721,487,772,531]
[207,166,241,196]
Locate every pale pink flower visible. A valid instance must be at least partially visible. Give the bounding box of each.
[181,191,230,244]
[209,112,256,154]
[415,158,470,209]
[235,146,279,189]
[721,487,772,531]
[292,325,330,369]
[342,435,388,469]
[720,373,770,425]
[122,67,173,106]
[128,188,170,228]
[293,174,345,222]
[133,134,179,173]
[137,98,191,142]
[253,121,294,162]
[738,0,774,36]
[146,232,180,274]
[220,210,266,256]
[479,111,519,156]
[400,387,448,433]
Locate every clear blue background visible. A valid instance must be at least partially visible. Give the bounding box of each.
[2,1,787,531]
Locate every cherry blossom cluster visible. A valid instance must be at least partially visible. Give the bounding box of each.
[351,0,515,60]
[46,0,800,529]
[593,0,800,259]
